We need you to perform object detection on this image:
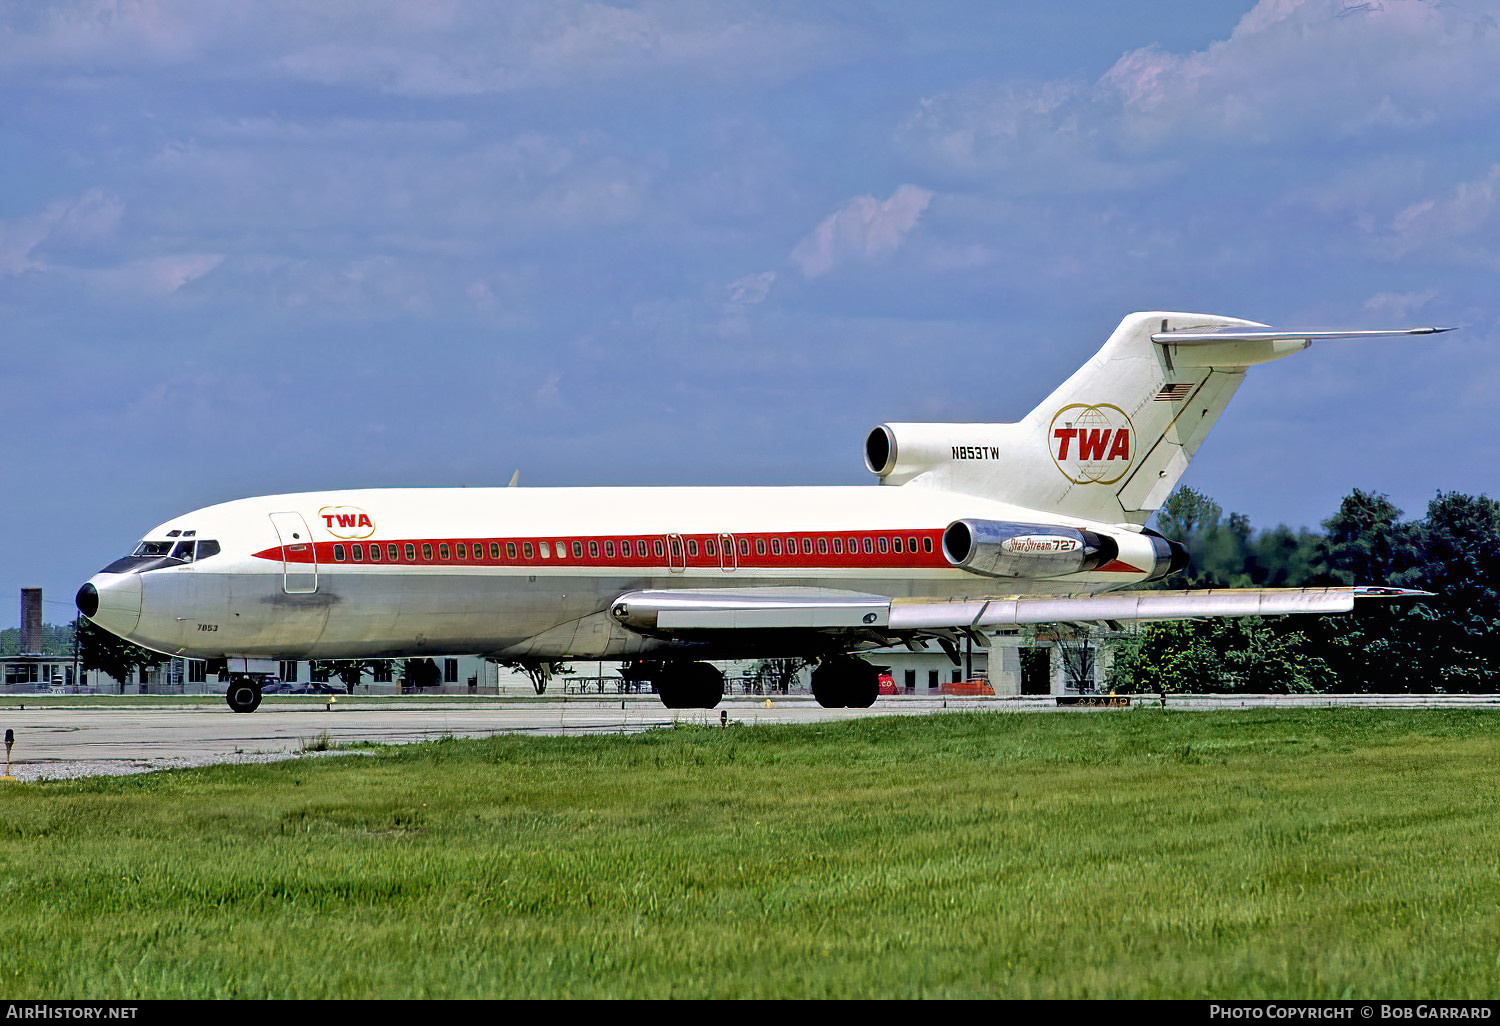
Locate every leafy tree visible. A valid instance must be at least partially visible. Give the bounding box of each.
[78,617,166,692]
[309,659,381,693]
[751,657,811,694]
[492,658,570,694]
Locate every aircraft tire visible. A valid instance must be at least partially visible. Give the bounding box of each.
[225,677,262,714]
[811,656,878,709]
[689,662,724,709]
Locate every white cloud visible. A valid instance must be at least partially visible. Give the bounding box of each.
[1363,288,1438,320]
[1390,165,1500,254]
[727,270,775,308]
[900,0,1500,188]
[0,1,864,95]
[791,185,932,278]
[0,189,123,276]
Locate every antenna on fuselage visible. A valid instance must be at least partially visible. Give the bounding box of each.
[508,470,520,487]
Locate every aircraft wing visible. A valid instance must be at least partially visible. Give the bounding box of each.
[609,585,1428,634]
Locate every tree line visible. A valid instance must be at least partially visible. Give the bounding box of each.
[1108,486,1500,693]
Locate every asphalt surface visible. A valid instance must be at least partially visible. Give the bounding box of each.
[0,694,1495,781]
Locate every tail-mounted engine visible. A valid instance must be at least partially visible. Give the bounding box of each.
[942,518,1187,582]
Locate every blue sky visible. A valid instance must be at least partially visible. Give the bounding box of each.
[4,0,1498,624]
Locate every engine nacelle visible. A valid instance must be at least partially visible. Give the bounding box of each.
[942,520,1115,578]
[865,422,1021,486]
[942,519,1188,582]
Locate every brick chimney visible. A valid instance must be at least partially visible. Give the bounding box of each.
[20,588,43,655]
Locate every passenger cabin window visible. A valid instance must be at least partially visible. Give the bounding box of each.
[878,537,889,554]
[539,542,551,558]
[572,541,583,558]
[456,543,467,559]
[892,537,902,553]
[422,544,433,561]
[862,537,873,554]
[833,538,843,555]
[489,543,500,559]
[352,544,364,561]
[705,538,715,557]
[801,538,812,554]
[589,541,599,558]
[439,544,450,560]
[405,543,416,561]
[771,539,781,556]
[687,539,698,557]
[738,539,748,556]
[368,544,381,562]
[523,543,534,559]
[922,537,933,553]
[653,540,664,558]
[506,542,517,559]
[908,536,919,552]
[756,539,766,555]
[334,544,346,561]
[848,537,858,552]
[605,540,614,558]
[817,537,828,555]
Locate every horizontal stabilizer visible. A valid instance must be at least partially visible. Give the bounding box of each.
[1152,326,1452,345]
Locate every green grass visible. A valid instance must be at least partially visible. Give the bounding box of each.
[0,709,1496,998]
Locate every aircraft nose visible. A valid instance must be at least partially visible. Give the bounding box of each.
[79,573,143,636]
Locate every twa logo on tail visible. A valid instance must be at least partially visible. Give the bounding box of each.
[318,506,376,539]
[1049,404,1135,485]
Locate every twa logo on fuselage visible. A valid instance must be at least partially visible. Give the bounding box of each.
[318,506,375,539]
[1049,404,1135,485]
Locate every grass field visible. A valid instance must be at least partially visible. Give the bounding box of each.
[0,709,1495,999]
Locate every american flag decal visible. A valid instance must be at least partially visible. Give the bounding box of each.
[1154,382,1195,401]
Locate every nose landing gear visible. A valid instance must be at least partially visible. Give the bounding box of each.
[225,676,262,713]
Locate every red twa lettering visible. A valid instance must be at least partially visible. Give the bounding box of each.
[1108,430,1131,460]
[1053,428,1077,459]
[336,514,358,528]
[321,515,337,528]
[357,514,373,528]
[1076,429,1110,461]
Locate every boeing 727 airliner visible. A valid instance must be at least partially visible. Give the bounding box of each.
[76,312,1446,712]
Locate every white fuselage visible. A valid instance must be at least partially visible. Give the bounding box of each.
[83,484,1154,662]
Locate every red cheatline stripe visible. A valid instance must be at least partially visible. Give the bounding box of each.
[253,529,953,571]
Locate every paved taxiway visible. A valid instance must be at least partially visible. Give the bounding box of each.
[0,694,1495,781]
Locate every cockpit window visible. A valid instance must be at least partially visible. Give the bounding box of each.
[105,538,221,573]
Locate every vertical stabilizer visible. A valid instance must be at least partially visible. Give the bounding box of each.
[869,312,1446,525]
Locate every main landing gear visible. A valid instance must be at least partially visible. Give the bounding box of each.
[225,675,262,713]
[652,661,725,710]
[811,655,879,709]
